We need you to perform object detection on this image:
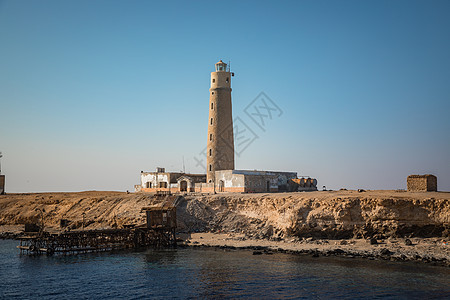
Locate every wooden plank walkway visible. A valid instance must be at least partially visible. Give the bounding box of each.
[17,227,176,255]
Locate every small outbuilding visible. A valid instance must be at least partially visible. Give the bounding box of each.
[407,174,437,192]
[141,195,179,230]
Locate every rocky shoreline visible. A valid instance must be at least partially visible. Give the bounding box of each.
[180,233,450,268]
[1,227,449,267]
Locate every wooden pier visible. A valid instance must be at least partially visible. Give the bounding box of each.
[17,227,176,255]
[18,194,181,255]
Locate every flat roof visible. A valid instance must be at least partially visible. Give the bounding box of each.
[216,170,297,176]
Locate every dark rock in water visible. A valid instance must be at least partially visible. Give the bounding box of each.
[369,238,378,245]
[334,248,345,254]
[253,251,263,255]
[404,239,413,246]
[251,246,266,251]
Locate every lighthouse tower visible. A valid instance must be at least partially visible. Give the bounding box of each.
[206,60,235,183]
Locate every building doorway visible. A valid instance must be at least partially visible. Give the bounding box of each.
[180,180,188,192]
[266,181,270,192]
[219,180,224,192]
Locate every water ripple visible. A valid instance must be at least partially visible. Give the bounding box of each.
[1,240,449,299]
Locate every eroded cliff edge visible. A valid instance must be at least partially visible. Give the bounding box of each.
[0,190,448,240]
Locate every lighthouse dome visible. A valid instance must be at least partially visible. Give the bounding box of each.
[215,60,227,71]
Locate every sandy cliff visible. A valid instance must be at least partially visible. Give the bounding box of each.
[179,190,449,239]
[0,190,448,240]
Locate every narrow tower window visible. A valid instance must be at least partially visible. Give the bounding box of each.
[212,79,215,83]
[211,92,214,95]
[210,134,213,141]
[209,149,212,156]
[209,164,212,171]
[226,77,229,83]
[210,118,213,125]
[211,102,214,109]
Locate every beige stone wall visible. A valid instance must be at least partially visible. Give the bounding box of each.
[244,174,277,193]
[223,187,246,193]
[206,64,234,183]
[407,174,437,192]
[194,182,215,193]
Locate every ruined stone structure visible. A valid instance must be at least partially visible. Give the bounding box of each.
[215,170,297,193]
[206,60,234,183]
[135,168,301,193]
[136,168,205,193]
[176,175,207,193]
[407,174,437,192]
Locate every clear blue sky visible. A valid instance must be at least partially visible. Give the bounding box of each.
[1,0,449,192]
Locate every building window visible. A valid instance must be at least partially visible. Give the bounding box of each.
[146,182,152,188]
[209,149,212,156]
[159,182,167,188]
[210,118,213,125]
[209,164,212,171]
[211,92,214,95]
[210,134,212,141]
[212,79,215,83]
[211,102,214,109]
[226,77,229,83]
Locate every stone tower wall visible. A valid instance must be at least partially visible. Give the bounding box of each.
[206,65,234,182]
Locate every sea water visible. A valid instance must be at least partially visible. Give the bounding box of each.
[0,239,449,299]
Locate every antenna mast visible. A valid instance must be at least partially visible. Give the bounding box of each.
[182,156,185,173]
